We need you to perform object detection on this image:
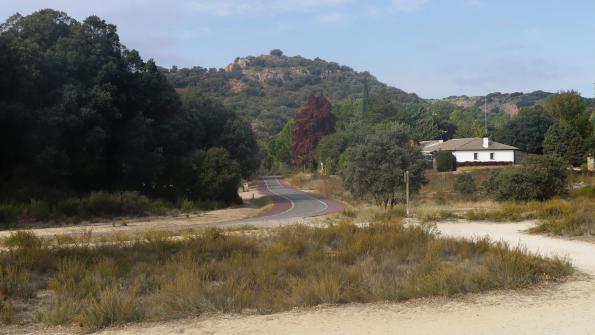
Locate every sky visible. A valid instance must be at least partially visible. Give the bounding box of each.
[2,0,594,99]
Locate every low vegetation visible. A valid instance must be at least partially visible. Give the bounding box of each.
[0,218,571,330]
[484,155,569,201]
[0,192,229,229]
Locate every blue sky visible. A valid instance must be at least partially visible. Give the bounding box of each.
[2,0,594,98]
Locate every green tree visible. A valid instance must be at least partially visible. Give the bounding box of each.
[317,131,362,174]
[0,10,258,205]
[495,106,556,154]
[449,109,485,138]
[174,148,242,204]
[544,91,593,138]
[435,151,456,172]
[267,119,296,169]
[543,123,586,166]
[341,124,426,207]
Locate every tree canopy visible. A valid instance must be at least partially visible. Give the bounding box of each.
[0,10,258,204]
[341,124,426,207]
[544,90,594,139]
[291,94,336,167]
[495,106,556,154]
[543,123,586,166]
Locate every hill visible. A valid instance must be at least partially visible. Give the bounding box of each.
[163,50,421,139]
[437,91,594,116]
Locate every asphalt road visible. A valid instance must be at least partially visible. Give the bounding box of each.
[237,176,345,225]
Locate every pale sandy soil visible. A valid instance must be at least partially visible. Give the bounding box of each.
[0,189,266,240]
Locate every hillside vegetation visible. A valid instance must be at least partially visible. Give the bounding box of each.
[439,91,594,116]
[164,50,421,138]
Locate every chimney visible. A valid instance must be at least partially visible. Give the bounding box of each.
[482,137,489,149]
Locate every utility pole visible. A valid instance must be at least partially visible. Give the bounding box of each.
[484,91,488,137]
[404,170,410,217]
[363,77,369,117]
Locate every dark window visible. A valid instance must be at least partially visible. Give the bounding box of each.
[490,153,495,160]
[474,153,478,160]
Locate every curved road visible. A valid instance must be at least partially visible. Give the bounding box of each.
[237,176,345,225]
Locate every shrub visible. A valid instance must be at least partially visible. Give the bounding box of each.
[0,204,20,228]
[435,151,456,172]
[3,231,42,250]
[29,199,51,221]
[55,197,86,218]
[454,174,476,195]
[87,191,158,218]
[119,192,151,216]
[485,155,568,201]
[0,300,15,324]
[0,265,35,299]
[88,192,122,217]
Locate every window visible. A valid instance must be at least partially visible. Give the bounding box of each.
[474,153,478,160]
[490,153,495,160]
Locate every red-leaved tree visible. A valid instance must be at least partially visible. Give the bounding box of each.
[291,94,336,167]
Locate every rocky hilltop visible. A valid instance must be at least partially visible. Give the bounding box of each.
[164,50,420,138]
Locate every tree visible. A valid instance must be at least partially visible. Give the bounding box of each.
[174,148,242,204]
[435,151,456,172]
[291,94,336,167]
[317,131,361,174]
[0,10,258,205]
[543,123,586,166]
[267,118,296,169]
[485,155,568,201]
[341,124,426,207]
[495,106,556,154]
[544,90,587,124]
[544,91,593,138]
[449,108,485,138]
[270,49,284,57]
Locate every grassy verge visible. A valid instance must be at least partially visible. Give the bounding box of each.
[0,217,571,330]
[528,187,595,237]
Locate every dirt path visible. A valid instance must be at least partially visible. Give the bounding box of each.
[94,222,595,335]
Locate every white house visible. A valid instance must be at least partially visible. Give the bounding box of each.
[422,137,525,167]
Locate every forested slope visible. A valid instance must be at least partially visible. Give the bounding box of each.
[0,10,258,206]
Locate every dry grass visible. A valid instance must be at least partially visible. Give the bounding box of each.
[0,216,572,330]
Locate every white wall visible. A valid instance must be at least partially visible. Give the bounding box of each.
[453,150,515,163]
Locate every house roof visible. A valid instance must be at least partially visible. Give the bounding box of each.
[423,138,519,152]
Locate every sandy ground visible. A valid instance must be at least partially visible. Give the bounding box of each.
[76,222,595,335]
[0,189,267,240]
